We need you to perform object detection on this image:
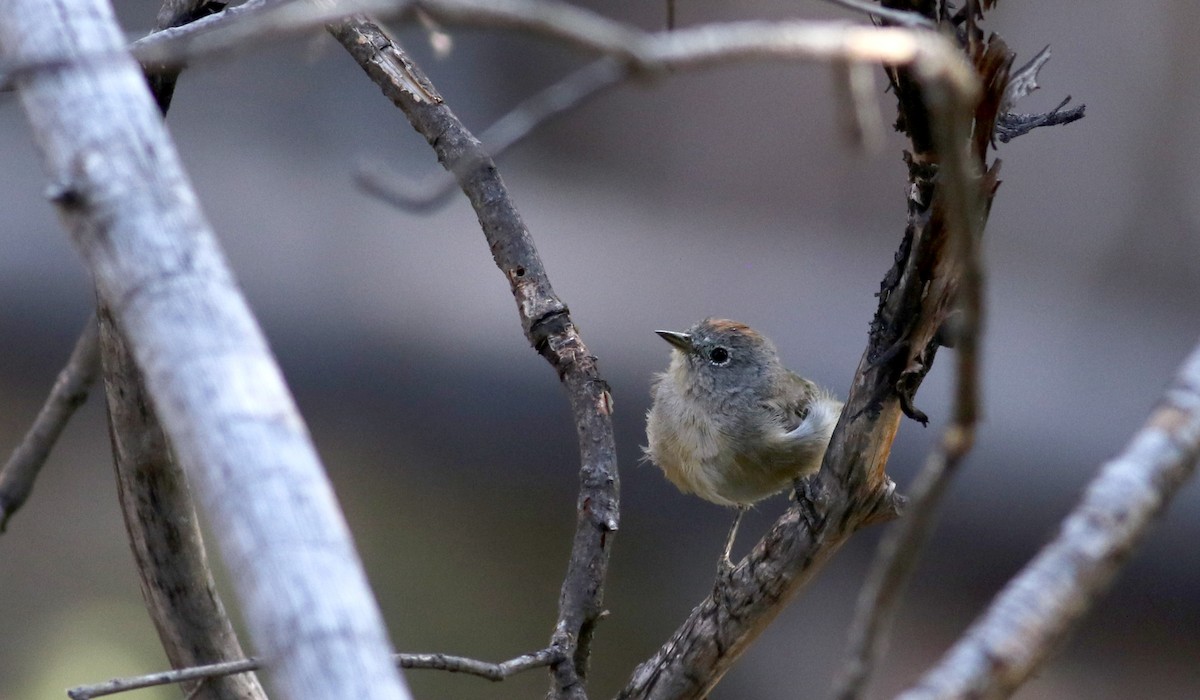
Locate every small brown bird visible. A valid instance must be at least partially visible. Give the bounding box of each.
[645,319,842,567]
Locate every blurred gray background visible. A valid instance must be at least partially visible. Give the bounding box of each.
[1,1,1198,698]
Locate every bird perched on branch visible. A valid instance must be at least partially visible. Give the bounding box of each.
[645,318,842,570]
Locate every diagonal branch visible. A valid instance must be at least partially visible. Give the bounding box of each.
[0,318,100,532]
[898,338,1200,699]
[356,56,628,212]
[90,4,269,699]
[325,16,619,700]
[2,2,412,698]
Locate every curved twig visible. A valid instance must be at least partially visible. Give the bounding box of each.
[821,0,936,29]
[356,56,627,212]
[326,17,619,700]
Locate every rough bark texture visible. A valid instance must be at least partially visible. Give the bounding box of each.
[1,2,411,698]
[326,18,620,700]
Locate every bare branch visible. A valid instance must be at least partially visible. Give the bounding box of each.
[69,658,258,700]
[101,299,266,700]
[131,0,406,68]
[412,0,976,86]
[829,15,1008,698]
[398,647,564,680]
[93,5,268,698]
[898,338,1200,699]
[326,17,619,700]
[144,0,229,112]
[995,96,1085,143]
[2,2,411,698]
[992,45,1085,142]
[361,3,983,697]
[1001,44,1051,111]
[356,56,627,212]
[0,318,99,532]
[69,648,565,699]
[821,0,937,29]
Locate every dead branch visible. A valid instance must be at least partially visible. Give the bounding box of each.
[326,16,619,700]
[69,647,564,699]
[822,0,936,28]
[0,318,99,532]
[88,4,269,699]
[2,1,411,698]
[898,338,1200,699]
[340,3,984,697]
[356,56,627,212]
[830,11,1017,697]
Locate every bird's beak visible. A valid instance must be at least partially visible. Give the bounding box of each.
[655,330,693,352]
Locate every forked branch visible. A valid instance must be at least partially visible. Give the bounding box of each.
[327,15,619,700]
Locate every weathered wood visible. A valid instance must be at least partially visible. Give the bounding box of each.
[1,2,410,698]
[327,19,620,700]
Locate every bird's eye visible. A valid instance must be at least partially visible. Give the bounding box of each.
[708,347,731,366]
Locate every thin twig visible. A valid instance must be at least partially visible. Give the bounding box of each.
[996,96,1085,143]
[0,317,99,532]
[132,0,407,67]
[69,658,258,699]
[1001,45,1050,112]
[68,648,564,699]
[821,0,937,28]
[3,1,968,98]
[356,56,627,212]
[992,45,1086,143]
[832,447,965,700]
[326,17,619,700]
[898,338,1200,699]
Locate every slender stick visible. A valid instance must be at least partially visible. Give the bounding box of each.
[356,56,627,212]
[326,17,619,700]
[0,318,99,532]
[69,648,564,699]
[821,0,936,28]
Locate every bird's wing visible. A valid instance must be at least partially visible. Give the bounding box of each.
[766,371,819,433]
